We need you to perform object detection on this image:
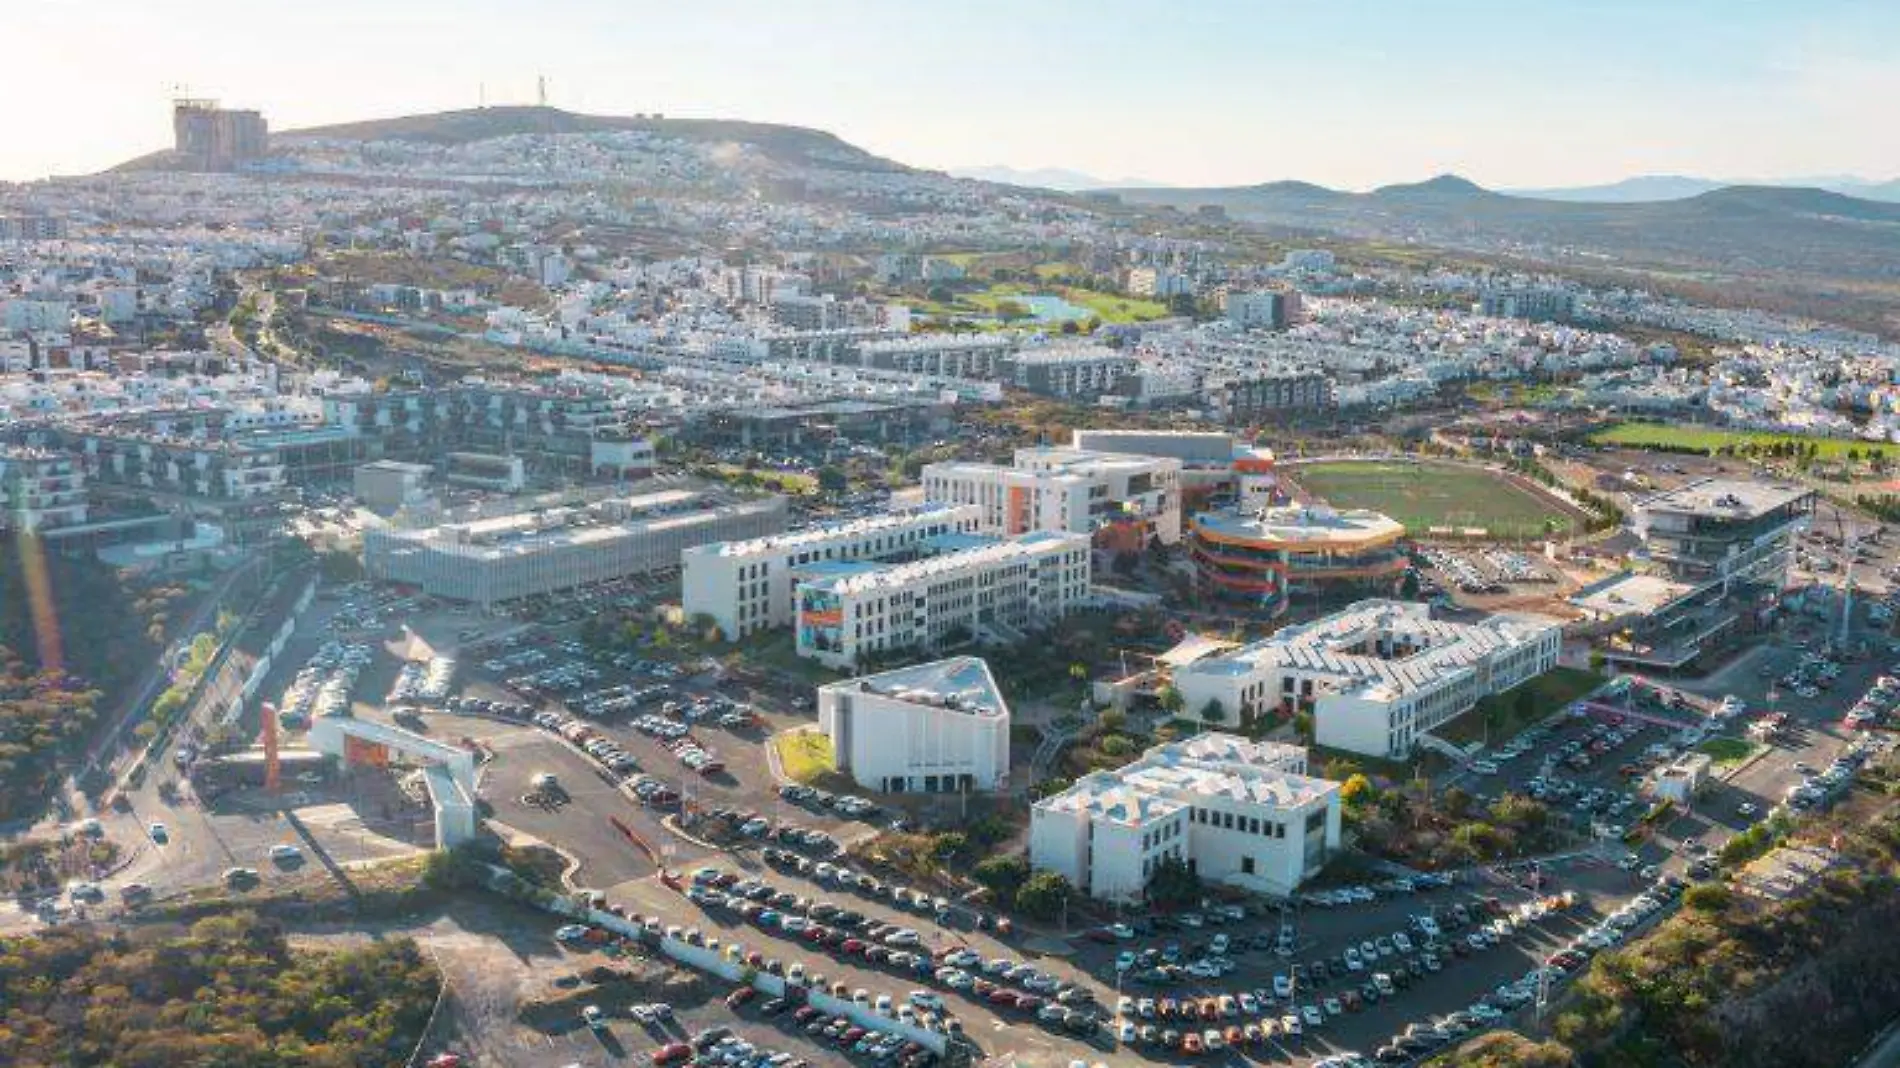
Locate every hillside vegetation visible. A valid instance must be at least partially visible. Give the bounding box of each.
[0,913,439,1068]
[0,534,198,819]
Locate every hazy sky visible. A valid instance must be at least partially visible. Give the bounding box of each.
[4,0,1897,188]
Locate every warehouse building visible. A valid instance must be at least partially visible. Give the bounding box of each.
[363,490,786,608]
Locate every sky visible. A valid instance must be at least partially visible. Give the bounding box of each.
[3,0,1897,189]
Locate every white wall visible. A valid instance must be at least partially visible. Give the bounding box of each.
[822,689,1008,793]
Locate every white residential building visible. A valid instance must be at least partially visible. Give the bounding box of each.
[1030,734,1341,900]
[364,491,787,608]
[921,447,1183,547]
[1172,600,1563,759]
[794,530,1091,669]
[0,446,89,532]
[681,503,983,640]
[817,656,1010,794]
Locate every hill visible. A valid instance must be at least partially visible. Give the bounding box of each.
[1513,174,1900,203]
[1109,174,1900,281]
[116,105,909,175]
[949,164,1167,191]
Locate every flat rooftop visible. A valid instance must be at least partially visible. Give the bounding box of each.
[822,655,1007,719]
[358,460,433,475]
[1036,732,1336,821]
[1193,505,1405,547]
[1569,571,1697,620]
[1177,599,1559,701]
[802,530,1084,597]
[1640,478,1813,519]
[687,503,972,560]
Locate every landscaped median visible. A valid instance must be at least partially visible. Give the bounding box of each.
[770,730,839,786]
[1696,736,1762,768]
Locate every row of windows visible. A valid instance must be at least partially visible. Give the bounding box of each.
[1191,806,1290,840]
[1140,820,1181,851]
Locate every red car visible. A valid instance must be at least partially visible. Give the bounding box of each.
[726,987,757,1009]
[652,1043,692,1065]
[987,988,1019,1007]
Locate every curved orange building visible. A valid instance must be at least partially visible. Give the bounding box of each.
[1189,505,1408,615]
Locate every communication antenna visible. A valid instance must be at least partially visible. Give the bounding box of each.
[479,82,486,109]
[537,74,548,107]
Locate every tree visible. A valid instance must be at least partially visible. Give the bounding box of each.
[816,465,849,496]
[1199,698,1226,723]
[1156,686,1186,715]
[1169,291,1198,317]
[1683,882,1733,913]
[1340,773,1375,806]
[1513,687,1538,724]
[994,299,1031,322]
[1014,870,1073,921]
[972,854,1030,900]
[1146,855,1201,906]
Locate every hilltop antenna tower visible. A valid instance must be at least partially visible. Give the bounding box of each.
[537,74,547,107]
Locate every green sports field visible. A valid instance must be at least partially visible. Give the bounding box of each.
[1588,421,1900,461]
[1290,461,1579,538]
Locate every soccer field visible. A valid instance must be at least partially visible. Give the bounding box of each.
[1290,461,1579,538]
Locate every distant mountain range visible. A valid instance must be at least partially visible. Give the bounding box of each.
[1510,174,1900,203]
[953,166,1900,204]
[1108,174,1900,281]
[949,165,1168,191]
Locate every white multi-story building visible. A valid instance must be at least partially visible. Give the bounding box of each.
[0,446,89,532]
[1173,600,1563,758]
[817,656,1010,794]
[682,503,983,640]
[794,530,1091,669]
[921,447,1183,547]
[364,491,787,608]
[1030,734,1341,900]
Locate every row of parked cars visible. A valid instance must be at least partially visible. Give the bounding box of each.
[719,1001,937,1068]
[1846,675,1900,730]
[778,782,882,820]
[391,656,455,704]
[684,864,1067,1031]
[1108,891,1578,1057]
[568,682,673,719]
[1299,872,1457,909]
[503,658,602,695]
[1359,886,1613,1064]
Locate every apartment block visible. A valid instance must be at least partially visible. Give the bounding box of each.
[999,348,1136,400]
[0,446,89,533]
